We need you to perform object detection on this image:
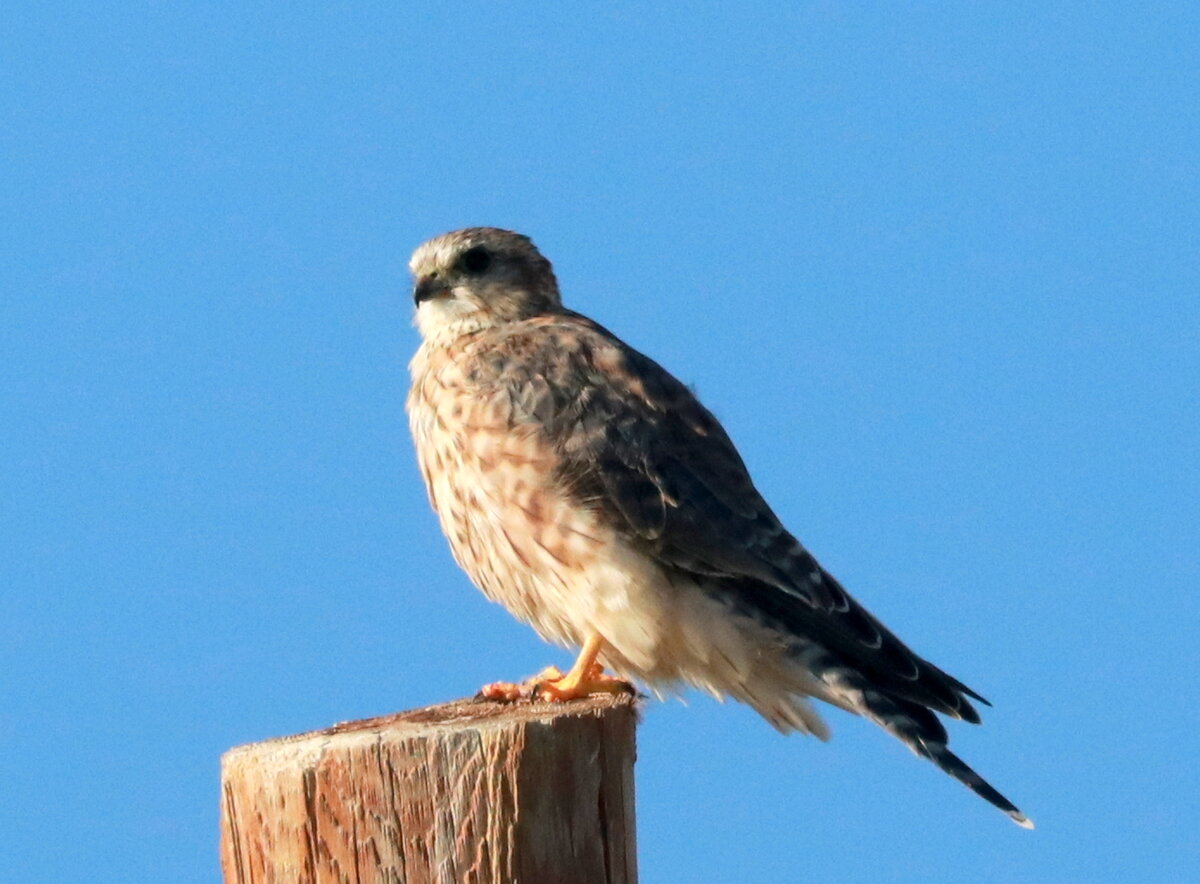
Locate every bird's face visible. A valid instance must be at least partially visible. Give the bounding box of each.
[409,227,562,341]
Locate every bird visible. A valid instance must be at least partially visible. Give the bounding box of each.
[405,226,1032,828]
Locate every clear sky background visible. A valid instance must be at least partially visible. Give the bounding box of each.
[3,3,1197,882]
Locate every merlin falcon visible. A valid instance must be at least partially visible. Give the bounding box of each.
[406,227,1032,827]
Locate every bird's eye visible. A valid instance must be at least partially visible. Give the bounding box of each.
[460,246,492,275]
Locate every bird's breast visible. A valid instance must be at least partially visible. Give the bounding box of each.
[407,342,612,646]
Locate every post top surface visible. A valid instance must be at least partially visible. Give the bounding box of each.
[221,693,639,765]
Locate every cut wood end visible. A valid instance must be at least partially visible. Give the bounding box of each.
[222,691,640,762]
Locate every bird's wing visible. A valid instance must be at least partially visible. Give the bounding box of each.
[481,312,843,612]
[473,312,986,721]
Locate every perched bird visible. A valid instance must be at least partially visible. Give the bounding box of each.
[406,227,1032,827]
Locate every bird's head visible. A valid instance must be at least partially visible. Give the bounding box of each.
[409,227,562,340]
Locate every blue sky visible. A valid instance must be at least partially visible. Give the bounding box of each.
[3,3,1197,881]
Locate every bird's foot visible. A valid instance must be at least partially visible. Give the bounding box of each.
[478,666,565,701]
[477,664,634,703]
[533,662,635,702]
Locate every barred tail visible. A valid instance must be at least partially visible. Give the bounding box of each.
[813,652,1033,828]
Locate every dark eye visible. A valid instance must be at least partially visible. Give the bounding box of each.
[460,246,492,275]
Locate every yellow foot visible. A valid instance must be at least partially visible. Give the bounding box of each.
[534,663,635,702]
[478,664,634,703]
[479,666,565,701]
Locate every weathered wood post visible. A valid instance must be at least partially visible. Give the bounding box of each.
[220,693,638,884]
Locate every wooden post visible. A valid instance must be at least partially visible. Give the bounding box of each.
[220,693,638,884]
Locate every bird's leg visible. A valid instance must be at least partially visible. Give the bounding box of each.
[533,632,634,702]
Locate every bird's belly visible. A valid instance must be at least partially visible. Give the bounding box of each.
[411,401,668,657]
[443,466,596,645]
[446,470,678,662]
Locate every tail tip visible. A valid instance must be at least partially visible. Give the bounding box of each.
[1010,811,1035,830]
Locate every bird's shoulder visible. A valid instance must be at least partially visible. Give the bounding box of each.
[457,311,734,453]
[462,311,676,391]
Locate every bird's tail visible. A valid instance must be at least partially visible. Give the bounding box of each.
[813,653,1034,828]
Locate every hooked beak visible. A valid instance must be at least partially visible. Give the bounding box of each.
[413,275,451,306]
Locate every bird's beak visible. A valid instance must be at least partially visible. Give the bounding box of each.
[413,275,451,306]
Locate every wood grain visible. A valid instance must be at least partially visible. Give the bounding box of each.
[220,694,638,884]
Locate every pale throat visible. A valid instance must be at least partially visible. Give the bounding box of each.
[415,299,496,343]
